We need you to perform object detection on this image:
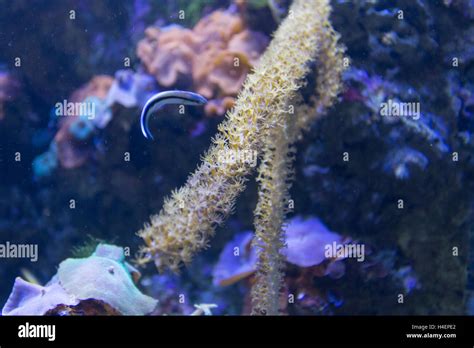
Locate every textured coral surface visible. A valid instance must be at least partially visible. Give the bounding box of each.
[137,9,268,116]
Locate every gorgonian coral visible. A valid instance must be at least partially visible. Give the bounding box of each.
[137,0,346,288]
[250,4,346,313]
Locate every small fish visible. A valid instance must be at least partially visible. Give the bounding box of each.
[140,90,207,140]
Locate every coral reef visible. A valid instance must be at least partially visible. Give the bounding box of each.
[33,76,113,171]
[248,0,345,314]
[57,244,157,315]
[2,278,77,316]
[212,217,421,315]
[1,0,473,317]
[137,9,268,116]
[105,69,157,112]
[33,70,157,175]
[2,244,157,316]
[137,0,343,277]
[213,217,347,286]
[42,76,114,171]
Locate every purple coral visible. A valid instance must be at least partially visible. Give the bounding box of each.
[2,278,77,316]
[105,69,157,110]
[213,217,348,287]
[282,216,344,268]
[2,244,157,316]
[212,231,258,286]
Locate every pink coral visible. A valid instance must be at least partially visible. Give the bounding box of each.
[212,231,257,286]
[136,10,268,117]
[228,30,269,66]
[137,27,195,87]
[213,217,350,287]
[207,51,250,96]
[55,76,113,169]
[204,96,236,117]
[193,10,244,44]
[282,216,344,268]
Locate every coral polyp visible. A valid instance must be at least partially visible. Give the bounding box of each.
[137,0,345,280]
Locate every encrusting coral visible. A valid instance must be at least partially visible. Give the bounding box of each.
[136,9,268,117]
[137,0,346,314]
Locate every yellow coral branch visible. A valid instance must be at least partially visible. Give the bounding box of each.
[250,0,346,315]
[251,118,296,315]
[137,0,329,272]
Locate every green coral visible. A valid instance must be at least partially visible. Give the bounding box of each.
[60,244,157,315]
[71,235,108,258]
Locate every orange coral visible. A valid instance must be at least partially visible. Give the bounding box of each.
[55,116,92,169]
[193,10,244,44]
[137,27,195,87]
[55,76,113,169]
[136,10,268,116]
[204,96,236,117]
[228,30,269,66]
[208,51,251,96]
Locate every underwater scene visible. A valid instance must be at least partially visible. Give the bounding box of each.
[0,0,474,318]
